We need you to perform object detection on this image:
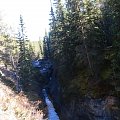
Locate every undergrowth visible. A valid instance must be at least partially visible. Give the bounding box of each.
[0,81,44,120]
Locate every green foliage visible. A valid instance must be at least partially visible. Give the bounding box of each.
[0,34,18,69]
[30,40,43,59]
[48,0,120,101]
[17,15,33,91]
[16,15,43,92]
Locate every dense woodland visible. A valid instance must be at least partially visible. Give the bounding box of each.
[47,0,120,119]
[0,14,43,92]
[0,0,120,120]
[48,0,120,99]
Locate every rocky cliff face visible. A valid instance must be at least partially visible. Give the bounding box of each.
[60,96,120,120]
[84,96,120,120]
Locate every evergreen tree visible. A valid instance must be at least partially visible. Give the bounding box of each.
[2,35,13,69]
[17,15,31,91]
[43,31,51,59]
[107,0,120,94]
[38,38,43,58]
[49,0,120,99]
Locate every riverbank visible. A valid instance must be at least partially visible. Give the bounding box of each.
[0,80,43,120]
[0,68,48,120]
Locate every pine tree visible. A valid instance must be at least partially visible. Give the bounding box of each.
[2,35,13,69]
[43,31,51,59]
[38,38,43,58]
[49,0,120,100]
[17,15,31,91]
[107,0,120,94]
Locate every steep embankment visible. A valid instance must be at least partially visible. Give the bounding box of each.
[0,80,44,120]
[0,67,48,120]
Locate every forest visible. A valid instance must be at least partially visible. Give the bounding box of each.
[0,0,120,120]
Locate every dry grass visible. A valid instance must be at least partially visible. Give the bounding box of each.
[0,81,44,120]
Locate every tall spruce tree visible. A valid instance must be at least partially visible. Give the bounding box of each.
[48,1,120,119]
[49,0,119,98]
[17,15,31,91]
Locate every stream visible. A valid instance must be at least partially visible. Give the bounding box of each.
[32,59,61,120]
[42,89,60,120]
[32,59,120,120]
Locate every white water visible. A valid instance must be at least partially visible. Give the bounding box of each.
[0,70,5,77]
[42,89,60,120]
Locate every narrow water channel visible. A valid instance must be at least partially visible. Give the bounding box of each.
[43,89,60,120]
